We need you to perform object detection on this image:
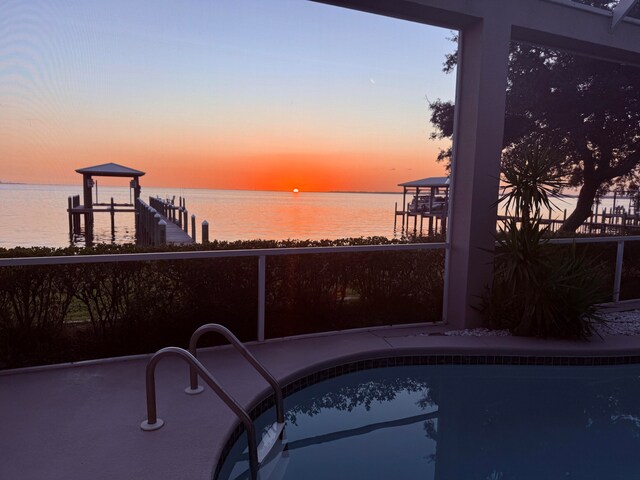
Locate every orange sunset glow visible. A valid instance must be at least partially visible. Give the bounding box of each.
[0,117,448,191]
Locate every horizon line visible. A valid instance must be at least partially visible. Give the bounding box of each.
[0,181,399,195]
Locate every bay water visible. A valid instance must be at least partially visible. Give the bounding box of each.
[0,184,403,248]
[0,184,627,249]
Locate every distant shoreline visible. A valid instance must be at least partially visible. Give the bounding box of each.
[1,182,636,199]
[0,182,398,194]
[327,190,397,195]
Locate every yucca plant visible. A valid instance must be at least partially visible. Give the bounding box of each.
[499,137,565,223]
[484,137,605,339]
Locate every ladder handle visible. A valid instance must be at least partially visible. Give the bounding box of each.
[188,324,285,424]
[143,346,259,479]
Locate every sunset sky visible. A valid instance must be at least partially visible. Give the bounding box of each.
[0,0,456,192]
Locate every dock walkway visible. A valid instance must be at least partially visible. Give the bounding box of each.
[162,215,193,245]
[136,198,195,246]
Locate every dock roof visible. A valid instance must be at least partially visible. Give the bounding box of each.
[75,162,145,177]
[398,176,449,188]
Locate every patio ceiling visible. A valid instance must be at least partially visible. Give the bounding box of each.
[315,0,640,64]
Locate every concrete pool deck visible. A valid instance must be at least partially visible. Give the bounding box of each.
[3,323,640,480]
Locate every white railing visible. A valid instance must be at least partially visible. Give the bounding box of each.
[546,235,640,303]
[1,236,638,340]
[0,242,447,341]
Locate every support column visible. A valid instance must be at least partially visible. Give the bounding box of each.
[444,16,511,329]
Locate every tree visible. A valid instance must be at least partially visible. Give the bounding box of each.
[429,10,640,232]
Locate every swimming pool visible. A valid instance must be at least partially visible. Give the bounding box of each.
[216,361,640,480]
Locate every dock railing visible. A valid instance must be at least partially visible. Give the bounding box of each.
[0,242,445,341]
[135,199,167,246]
[148,196,207,242]
[497,210,640,235]
[0,236,639,341]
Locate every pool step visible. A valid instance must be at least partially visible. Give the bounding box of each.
[257,422,286,464]
[258,423,289,480]
[258,449,290,480]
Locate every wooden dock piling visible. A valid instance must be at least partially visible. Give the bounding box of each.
[159,220,167,244]
[67,196,73,235]
[72,195,81,234]
[202,220,209,243]
[154,213,161,245]
[393,202,398,229]
[110,197,115,236]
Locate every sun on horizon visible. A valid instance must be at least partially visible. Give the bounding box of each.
[293,188,300,193]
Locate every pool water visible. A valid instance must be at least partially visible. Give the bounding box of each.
[216,364,640,480]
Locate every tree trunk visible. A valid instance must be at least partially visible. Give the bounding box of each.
[560,181,599,233]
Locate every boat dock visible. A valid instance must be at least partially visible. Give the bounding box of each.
[67,162,208,246]
[499,207,640,235]
[394,176,450,236]
[394,176,640,236]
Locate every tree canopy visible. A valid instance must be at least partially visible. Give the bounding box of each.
[429,13,640,231]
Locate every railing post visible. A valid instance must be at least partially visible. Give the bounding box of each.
[258,255,266,342]
[613,239,625,302]
[183,210,189,233]
[191,214,196,242]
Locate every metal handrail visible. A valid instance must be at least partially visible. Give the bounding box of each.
[187,324,285,424]
[0,241,447,267]
[140,346,259,480]
[0,242,448,341]
[1,236,638,330]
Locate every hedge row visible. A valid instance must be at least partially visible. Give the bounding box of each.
[0,237,444,369]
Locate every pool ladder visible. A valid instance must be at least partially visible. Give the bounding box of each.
[140,324,285,480]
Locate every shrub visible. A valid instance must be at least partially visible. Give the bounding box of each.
[350,249,444,324]
[0,237,445,368]
[0,264,76,367]
[266,253,349,336]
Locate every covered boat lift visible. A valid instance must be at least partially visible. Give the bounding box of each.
[68,162,145,242]
[395,176,450,235]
